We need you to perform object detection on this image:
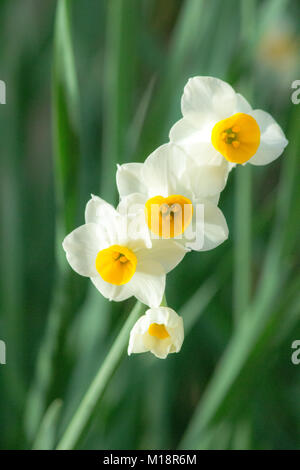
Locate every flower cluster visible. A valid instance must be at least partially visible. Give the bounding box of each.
[63,76,288,359]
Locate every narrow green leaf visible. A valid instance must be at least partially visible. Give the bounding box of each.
[100,0,140,202]
[179,101,297,449]
[56,301,146,450]
[32,399,63,450]
[233,0,256,323]
[24,0,83,442]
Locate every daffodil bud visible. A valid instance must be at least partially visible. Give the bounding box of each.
[128,307,184,359]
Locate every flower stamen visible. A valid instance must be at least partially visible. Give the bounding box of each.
[95,244,137,285]
[211,112,260,164]
[145,195,193,238]
[148,322,170,339]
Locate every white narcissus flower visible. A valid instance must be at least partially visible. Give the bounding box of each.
[128,307,184,359]
[170,76,288,167]
[62,196,186,308]
[117,142,228,251]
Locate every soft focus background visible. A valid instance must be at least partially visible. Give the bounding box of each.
[1,0,300,450]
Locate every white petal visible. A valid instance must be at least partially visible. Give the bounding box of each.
[147,307,184,348]
[84,195,125,246]
[128,307,184,358]
[117,192,148,216]
[116,163,144,198]
[144,307,184,358]
[181,76,238,126]
[137,240,186,274]
[144,334,173,359]
[168,318,184,353]
[248,110,288,166]
[118,193,152,250]
[101,207,126,246]
[91,275,132,302]
[187,200,229,251]
[142,143,187,197]
[169,117,224,164]
[170,117,208,153]
[235,93,252,113]
[183,157,230,198]
[127,266,165,307]
[128,316,149,355]
[62,223,103,277]
[161,309,184,353]
[85,194,116,224]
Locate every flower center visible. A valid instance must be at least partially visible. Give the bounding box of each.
[145,194,193,238]
[148,323,170,339]
[95,244,137,285]
[211,112,260,164]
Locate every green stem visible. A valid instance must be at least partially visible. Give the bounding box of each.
[101,0,138,202]
[56,301,145,450]
[160,294,168,307]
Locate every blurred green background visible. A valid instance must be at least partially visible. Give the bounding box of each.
[1,0,300,450]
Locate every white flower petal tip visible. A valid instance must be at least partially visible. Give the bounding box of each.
[171,75,288,168]
[248,109,289,166]
[85,194,118,225]
[116,162,144,198]
[128,307,184,359]
[62,223,102,278]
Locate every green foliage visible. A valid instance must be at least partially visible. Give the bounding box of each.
[0,0,299,450]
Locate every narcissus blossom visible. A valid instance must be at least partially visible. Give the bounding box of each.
[128,306,184,359]
[170,76,288,167]
[117,143,228,251]
[62,196,186,308]
[62,74,288,362]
